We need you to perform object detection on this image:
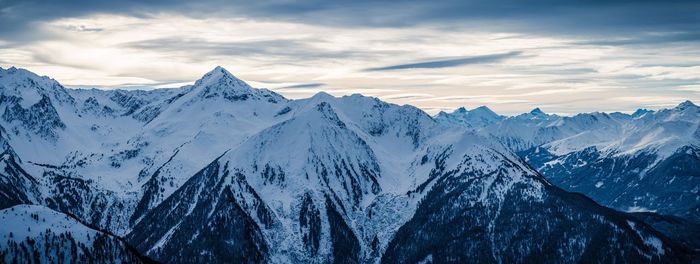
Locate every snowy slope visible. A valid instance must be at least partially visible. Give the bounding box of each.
[0,127,40,209]
[0,205,149,263]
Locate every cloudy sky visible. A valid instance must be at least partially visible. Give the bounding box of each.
[1,0,699,115]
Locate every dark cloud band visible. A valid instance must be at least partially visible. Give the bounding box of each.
[365,51,522,71]
[282,83,325,88]
[1,0,699,42]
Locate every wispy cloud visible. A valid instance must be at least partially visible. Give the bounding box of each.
[380,93,434,100]
[63,25,104,32]
[121,37,365,61]
[364,51,522,71]
[282,83,324,88]
[572,32,700,46]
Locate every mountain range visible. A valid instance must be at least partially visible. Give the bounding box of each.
[0,66,697,263]
[437,102,700,219]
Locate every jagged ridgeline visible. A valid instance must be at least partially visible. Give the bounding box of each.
[0,66,696,263]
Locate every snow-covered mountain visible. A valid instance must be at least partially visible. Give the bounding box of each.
[0,66,695,262]
[437,102,700,224]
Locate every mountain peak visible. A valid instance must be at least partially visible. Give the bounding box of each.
[530,107,545,115]
[632,108,652,117]
[512,107,556,121]
[1,66,43,81]
[310,91,334,100]
[1,66,19,72]
[0,66,74,106]
[188,66,279,102]
[181,66,286,103]
[472,106,497,115]
[676,100,697,110]
[194,66,250,89]
[437,105,503,128]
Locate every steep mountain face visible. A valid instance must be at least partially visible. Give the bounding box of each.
[0,67,73,140]
[521,144,700,221]
[0,66,696,262]
[0,205,151,263]
[127,99,413,263]
[0,127,40,209]
[629,212,700,251]
[382,137,690,263]
[438,102,700,225]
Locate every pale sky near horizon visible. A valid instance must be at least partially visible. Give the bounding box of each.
[1,0,698,115]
